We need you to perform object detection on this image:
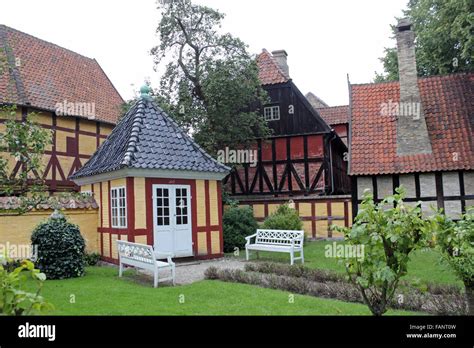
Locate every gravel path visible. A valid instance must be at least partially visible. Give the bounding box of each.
[137,257,246,285]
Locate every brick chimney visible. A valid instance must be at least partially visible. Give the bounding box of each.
[395,18,432,156]
[272,50,289,78]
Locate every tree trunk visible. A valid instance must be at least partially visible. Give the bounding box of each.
[465,284,474,316]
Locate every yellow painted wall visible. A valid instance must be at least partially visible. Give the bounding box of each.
[134,178,146,229]
[79,119,97,133]
[253,204,265,218]
[93,183,101,227]
[110,178,126,188]
[209,181,219,225]
[298,203,312,217]
[102,182,109,228]
[197,232,207,255]
[0,209,99,252]
[135,235,147,245]
[315,203,328,217]
[79,134,97,155]
[211,230,220,254]
[102,233,110,257]
[111,234,118,259]
[55,130,70,153]
[56,116,76,129]
[332,202,345,217]
[196,180,206,227]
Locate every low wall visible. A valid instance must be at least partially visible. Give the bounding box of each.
[0,208,99,253]
[229,195,352,239]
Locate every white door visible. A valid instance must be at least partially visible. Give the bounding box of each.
[152,184,193,257]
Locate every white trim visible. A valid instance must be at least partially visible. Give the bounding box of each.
[72,167,228,186]
[264,105,280,121]
[110,186,127,229]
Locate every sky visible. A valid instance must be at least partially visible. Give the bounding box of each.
[1,0,407,106]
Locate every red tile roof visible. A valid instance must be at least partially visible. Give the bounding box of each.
[0,25,124,124]
[350,73,474,175]
[256,49,290,85]
[317,105,349,126]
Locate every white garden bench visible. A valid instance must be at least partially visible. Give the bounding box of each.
[117,240,175,287]
[245,229,305,265]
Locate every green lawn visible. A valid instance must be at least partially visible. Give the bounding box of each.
[32,266,417,315]
[237,240,462,287]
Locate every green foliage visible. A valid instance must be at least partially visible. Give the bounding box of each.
[151,1,271,155]
[223,206,258,252]
[375,0,473,82]
[429,208,473,288]
[332,187,429,316]
[84,252,101,266]
[0,105,52,213]
[262,204,303,231]
[0,258,53,315]
[31,213,86,279]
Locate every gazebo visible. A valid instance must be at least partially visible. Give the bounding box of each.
[70,86,230,263]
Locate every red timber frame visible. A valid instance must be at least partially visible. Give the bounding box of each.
[224,132,333,197]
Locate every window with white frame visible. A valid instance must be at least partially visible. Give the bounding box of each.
[264,105,280,121]
[111,187,127,228]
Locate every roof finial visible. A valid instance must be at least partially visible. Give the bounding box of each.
[140,84,151,100]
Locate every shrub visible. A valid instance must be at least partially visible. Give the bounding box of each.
[0,258,53,315]
[31,212,85,279]
[429,207,474,315]
[223,206,258,253]
[331,187,430,316]
[84,252,101,266]
[262,203,303,231]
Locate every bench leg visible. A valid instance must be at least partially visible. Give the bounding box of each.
[246,248,249,261]
[119,262,123,278]
[290,251,294,265]
[154,268,159,288]
[171,265,176,286]
[301,249,304,264]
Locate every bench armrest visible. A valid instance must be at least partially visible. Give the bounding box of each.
[245,233,258,246]
[155,252,175,265]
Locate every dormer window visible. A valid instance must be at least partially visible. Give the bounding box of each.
[264,106,280,121]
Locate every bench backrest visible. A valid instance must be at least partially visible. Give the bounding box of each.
[256,229,304,247]
[117,240,155,267]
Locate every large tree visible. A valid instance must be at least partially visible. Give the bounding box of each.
[374,0,473,82]
[151,0,270,155]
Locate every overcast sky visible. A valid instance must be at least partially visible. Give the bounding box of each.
[2,0,407,106]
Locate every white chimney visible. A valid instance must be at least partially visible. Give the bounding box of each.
[272,50,289,78]
[395,18,432,156]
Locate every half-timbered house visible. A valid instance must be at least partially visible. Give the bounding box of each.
[224,49,352,239]
[349,19,474,218]
[0,25,123,193]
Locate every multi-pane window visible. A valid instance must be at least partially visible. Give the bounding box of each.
[264,105,280,121]
[156,188,170,226]
[175,188,188,225]
[111,187,127,228]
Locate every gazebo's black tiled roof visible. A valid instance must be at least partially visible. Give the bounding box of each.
[70,98,229,180]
